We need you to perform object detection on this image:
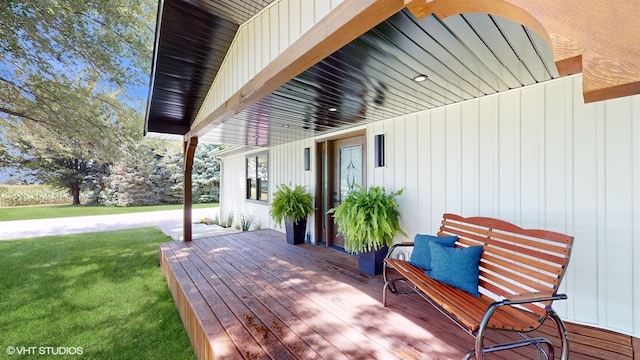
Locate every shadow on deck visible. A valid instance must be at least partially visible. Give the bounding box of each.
[160,229,638,360]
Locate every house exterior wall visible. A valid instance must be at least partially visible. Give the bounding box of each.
[218,74,640,338]
[193,0,344,128]
[219,138,317,235]
[365,74,640,338]
[218,151,271,231]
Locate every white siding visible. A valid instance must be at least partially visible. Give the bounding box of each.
[362,74,640,337]
[219,152,270,231]
[220,139,316,240]
[219,74,640,337]
[193,0,344,127]
[269,138,316,238]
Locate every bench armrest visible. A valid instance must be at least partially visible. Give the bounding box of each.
[500,291,568,306]
[385,242,414,259]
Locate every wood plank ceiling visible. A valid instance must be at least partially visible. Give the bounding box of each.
[145,1,559,147]
[145,0,276,135]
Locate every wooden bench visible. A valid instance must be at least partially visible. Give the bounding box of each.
[383,213,574,360]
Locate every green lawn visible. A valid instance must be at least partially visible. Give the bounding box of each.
[0,203,218,221]
[0,228,195,359]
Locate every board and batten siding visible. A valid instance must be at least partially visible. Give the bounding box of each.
[193,0,344,128]
[366,74,640,338]
[219,138,317,239]
[269,138,317,236]
[218,74,640,338]
[219,151,271,232]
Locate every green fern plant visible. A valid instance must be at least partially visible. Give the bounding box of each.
[328,185,407,254]
[270,183,314,227]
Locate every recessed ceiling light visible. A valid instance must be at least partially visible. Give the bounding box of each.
[413,75,428,82]
[328,107,337,112]
[282,124,289,128]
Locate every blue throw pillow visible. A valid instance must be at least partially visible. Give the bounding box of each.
[409,234,458,271]
[428,242,483,297]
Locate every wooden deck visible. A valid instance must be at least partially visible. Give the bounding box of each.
[160,229,639,360]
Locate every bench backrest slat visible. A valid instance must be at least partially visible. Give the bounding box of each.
[437,213,574,318]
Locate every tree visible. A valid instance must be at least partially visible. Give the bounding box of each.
[0,1,155,203]
[101,141,183,206]
[0,0,155,133]
[100,142,222,206]
[0,87,135,204]
[193,144,221,203]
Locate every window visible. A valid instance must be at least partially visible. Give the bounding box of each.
[246,152,268,201]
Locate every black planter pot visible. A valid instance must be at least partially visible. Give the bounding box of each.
[285,220,307,245]
[358,246,389,275]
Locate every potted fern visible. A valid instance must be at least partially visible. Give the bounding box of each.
[328,185,407,274]
[270,183,314,245]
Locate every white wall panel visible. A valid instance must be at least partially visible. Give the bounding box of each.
[246,21,255,80]
[497,91,519,223]
[278,2,289,55]
[519,85,544,227]
[393,117,406,207]
[416,111,432,232]
[460,101,479,216]
[289,0,301,42]
[633,95,640,334]
[299,0,315,35]
[314,0,331,23]
[477,96,499,218]
[445,105,462,215]
[429,108,447,229]
[270,6,279,62]
[570,79,599,324]
[261,12,271,64]
[603,97,634,333]
[403,113,419,238]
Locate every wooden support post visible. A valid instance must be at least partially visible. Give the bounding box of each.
[183,137,198,242]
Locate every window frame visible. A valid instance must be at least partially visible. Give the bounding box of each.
[245,151,268,202]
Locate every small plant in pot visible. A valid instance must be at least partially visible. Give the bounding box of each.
[328,185,407,275]
[270,183,314,245]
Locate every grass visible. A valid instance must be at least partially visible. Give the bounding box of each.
[0,228,196,360]
[0,203,218,222]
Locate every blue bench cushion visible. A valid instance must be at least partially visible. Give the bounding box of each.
[428,242,483,297]
[409,234,457,271]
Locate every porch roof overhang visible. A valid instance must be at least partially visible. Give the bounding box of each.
[145,0,640,147]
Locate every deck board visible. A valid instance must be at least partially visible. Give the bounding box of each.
[161,229,638,360]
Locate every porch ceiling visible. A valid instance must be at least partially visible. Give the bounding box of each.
[146,1,559,146]
[144,0,276,137]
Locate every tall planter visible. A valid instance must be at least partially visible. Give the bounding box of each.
[285,220,307,245]
[328,185,407,274]
[358,246,389,275]
[270,183,314,246]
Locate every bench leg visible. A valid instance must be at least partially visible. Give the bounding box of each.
[463,337,554,360]
[382,276,416,306]
[382,263,406,306]
[547,307,570,360]
[382,280,391,307]
[464,305,569,360]
[382,278,406,306]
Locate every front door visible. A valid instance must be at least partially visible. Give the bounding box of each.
[318,134,366,248]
